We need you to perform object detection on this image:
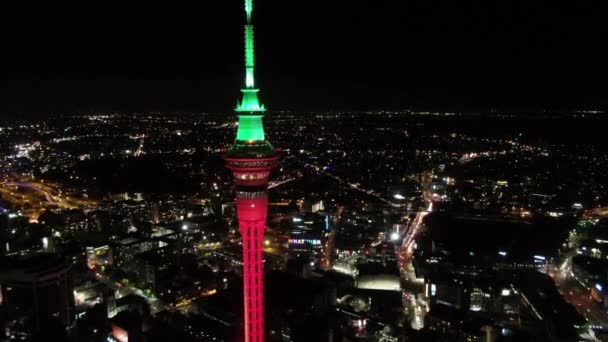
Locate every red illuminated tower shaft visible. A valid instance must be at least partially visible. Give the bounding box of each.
[224,0,278,341]
[225,157,277,342]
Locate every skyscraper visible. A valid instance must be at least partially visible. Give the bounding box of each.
[223,1,279,341]
[0,254,74,337]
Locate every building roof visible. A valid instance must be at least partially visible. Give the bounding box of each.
[0,253,70,283]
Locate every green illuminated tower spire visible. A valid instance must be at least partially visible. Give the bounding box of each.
[234,0,267,144]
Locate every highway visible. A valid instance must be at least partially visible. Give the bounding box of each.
[0,176,98,221]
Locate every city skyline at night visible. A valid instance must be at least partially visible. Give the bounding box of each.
[1,1,607,342]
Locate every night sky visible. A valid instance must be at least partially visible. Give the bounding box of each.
[0,1,605,114]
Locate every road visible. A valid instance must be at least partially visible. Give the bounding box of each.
[92,271,165,315]
[397,202,432,330]
[296,159,398,206]
[0,177,98,221]
[549,256,608,327]
[319,229,336,270]
[268,177,296,189]
[399,202,432,276]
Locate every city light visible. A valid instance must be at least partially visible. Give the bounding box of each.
[0,0,603,340]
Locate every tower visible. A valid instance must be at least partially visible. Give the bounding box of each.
[223,1,279,341]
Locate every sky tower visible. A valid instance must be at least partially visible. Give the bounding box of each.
[224,1,278,341]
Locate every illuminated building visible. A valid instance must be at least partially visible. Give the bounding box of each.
[86,245,113,270]
[288,213,329,254]
[356,274,401,291]
[223,1,279,341]
[111,237,167,268]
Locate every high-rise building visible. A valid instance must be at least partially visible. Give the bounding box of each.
[223,1,279,341]
[0,254,74,337]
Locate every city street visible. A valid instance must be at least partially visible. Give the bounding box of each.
[550,256,608,327]
[397,203,432,330]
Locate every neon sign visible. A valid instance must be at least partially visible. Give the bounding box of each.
[289,239,322,246]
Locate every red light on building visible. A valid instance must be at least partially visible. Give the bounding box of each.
[111,324,128,342]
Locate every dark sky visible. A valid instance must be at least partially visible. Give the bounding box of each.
[0,1,606,114]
